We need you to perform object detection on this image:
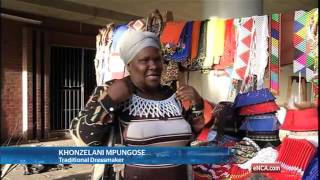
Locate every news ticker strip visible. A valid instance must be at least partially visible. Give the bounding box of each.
[0,147,232,164]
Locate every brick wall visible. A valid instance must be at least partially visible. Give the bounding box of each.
[1,19,24,143]
[1,10,99,144]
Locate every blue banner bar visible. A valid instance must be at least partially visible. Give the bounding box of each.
[0,147,232,164]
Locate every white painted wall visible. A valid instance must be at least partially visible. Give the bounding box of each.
[264,64,312,105]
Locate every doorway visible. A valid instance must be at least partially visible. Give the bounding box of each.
[50,46,96,130]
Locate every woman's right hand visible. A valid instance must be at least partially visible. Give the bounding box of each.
[99,77,134,104]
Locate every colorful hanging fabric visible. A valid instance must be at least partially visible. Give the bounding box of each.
[269,14,281,95]
[181,21,201,69]
[293,10,308,74]
[189,20,208,71]
[127,19,146,31]
[108,24,129,81]
[203,18,217,68]
[212,18,226,65]
[242,15,269,93]
[232,17,254,81]
[191,21,202,61]
[94,24,114,85]
[214,19,236,70]
[111,24,129,50]
[95,24,129,85]
[306,8,318,82]
[160,21,186,58]
[160,21,186,48]
[168,21,193,62]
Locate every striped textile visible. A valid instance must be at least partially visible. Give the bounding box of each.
[269,14,281,95]
[306,8,318,82]
[293,10,308,74]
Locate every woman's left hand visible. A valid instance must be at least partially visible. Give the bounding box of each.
[175,84,202,105]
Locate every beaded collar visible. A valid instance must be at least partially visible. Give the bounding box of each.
[121,93,182,118]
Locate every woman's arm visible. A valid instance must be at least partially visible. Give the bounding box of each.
[69,81,116,146]
[175,84,214,134]
[70,77,134,146]
[182,99,215,134]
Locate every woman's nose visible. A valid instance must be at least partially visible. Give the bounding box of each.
[148,60,161,69]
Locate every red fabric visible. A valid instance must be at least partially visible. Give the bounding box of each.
[182,99,214,125]
[193,172,211,180]
[264,171,301,180]
[181,100,191,110]
[214,19,236,70]
[277,138,316,173]
[280,108,318,131]
[203,100,214,125]
[193,164,231,180]
[239,101,279,115]
[197,127,210,141]
[160,21,186,46]
[184,99,214,142]
[191,21,202,61]
[197,100,214,142]
[228,164,252,180]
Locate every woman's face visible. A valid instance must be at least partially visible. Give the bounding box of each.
[127,47,163,91]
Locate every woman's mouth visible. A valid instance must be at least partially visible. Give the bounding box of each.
[146,74,161,80]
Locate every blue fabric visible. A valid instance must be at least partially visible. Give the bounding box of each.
[165,21,193,62]
[111,24,128,50]
[303,154,318,180]
[233,88,276,108]
[271,29,280,39]
[240,114,280,131]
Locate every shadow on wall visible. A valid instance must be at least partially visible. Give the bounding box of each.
[187,71,235,104]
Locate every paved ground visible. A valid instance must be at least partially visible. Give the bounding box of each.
[1,139,93,180]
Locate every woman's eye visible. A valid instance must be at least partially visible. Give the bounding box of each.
[141,59,148,63]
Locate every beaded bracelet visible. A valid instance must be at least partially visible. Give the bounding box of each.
[243,137,261,151]
[99,95,117,114]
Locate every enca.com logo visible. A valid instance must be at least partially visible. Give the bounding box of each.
[251,163,281,173]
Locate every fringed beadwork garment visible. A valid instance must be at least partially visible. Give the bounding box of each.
[293,10,308,74]
[232,17,254,81]
[306,8,318,82]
